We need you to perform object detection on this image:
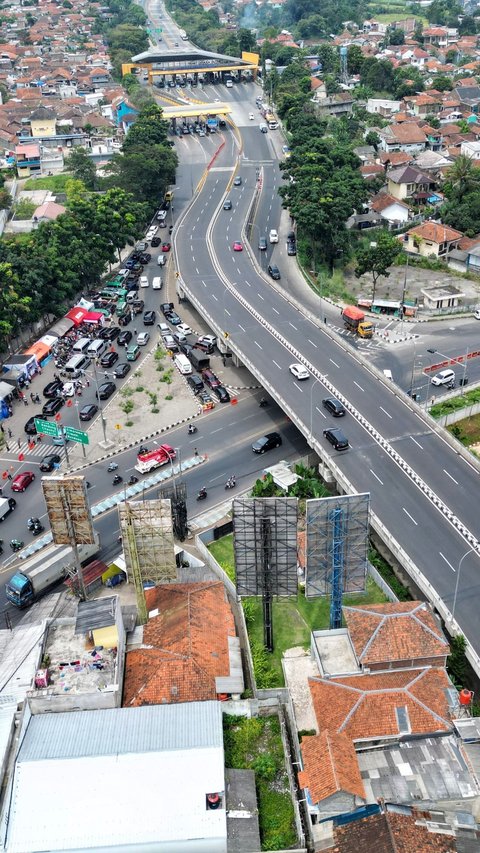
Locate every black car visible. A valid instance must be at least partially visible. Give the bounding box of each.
[252,432,282,454]
[25,416,38,435]
[214,385,230,403]
[151,236,161,247]
[130,252,140,261]
[187,374,204,394]
[160,302,174,315]
[118,330,133,346]
[96,381,116,400]
[287,242,297,256]
[42,397,64,416]
[40,453,61,472]
[139,253,151,264]
[99,326,120,342]
[267,264,281,280]
[79,403,98,421]
[143,310,156,325]
[194,339,214,354]
[179,342,195,358]
[100,351,119,368]
[114,362,131,378]
[223,199,232,210]
[43,379,64,399]
[322,397,346,417]
[258,237,267,251]
[323,427,349,450]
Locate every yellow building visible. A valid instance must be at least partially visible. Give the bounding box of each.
[29,105,56,138]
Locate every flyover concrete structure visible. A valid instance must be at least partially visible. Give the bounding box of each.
[124,49,259,84]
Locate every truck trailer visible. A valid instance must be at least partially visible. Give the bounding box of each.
[5,536,100,608]
[341,306,374,339]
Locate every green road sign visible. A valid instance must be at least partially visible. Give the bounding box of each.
[64,426,89,445]
[34,418,59,438]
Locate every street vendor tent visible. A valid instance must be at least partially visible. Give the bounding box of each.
[66,307,104,326]
[49,317,74,338]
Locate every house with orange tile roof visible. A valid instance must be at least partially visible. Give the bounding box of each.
[298,731,366,820]
[404,221,463,257]
[332,806,460,852]
[343,601,449,671]
[309,667,454,744]
[377,122,427,154]
[123,582,243,706]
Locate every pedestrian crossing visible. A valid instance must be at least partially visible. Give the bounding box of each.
[0,441,67,461]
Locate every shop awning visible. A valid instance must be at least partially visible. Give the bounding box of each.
[0,381,15,400]
[66,306,89,326]
[49,317,74,338]
[24,340,52,363]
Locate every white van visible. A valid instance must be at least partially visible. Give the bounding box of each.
[152,276,163,290]
[87,339,108,359]
[383,369,393,381]
[73,337,91,354]
[259,123,268,133]
[226,79,233,88]
[174,353,192,375]
[268,120,279,130]
[64,354,91,378]
[156,210,168,227]
[157,254,167,267]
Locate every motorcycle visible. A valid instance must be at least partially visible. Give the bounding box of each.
[259,398,268,408]
[112,474,123,486]
[10,539,24,552]
[225,477,236,490]
[85,481,91,489]
[27,517,40,531]
[0,538,3,555]
[32,523,44,536]
[128,475,139,485]
[187,424,197,434]
[107,462,119,472]
[446,380,456,390]
[138,445,148,455]
[196,488,207,501]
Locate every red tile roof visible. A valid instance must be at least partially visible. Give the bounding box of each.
[298,732,365,804]
[371,193,409,213]
[407,221,463,242]
[309,667,453,742]
[123,581,237,706]
[333,810,457,852]
[343,601,449,666]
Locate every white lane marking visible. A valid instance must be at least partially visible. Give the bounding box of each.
[308,339,317,348]
[212,294,218,301]
[402,507,418,525]
[439,551,456,573]
[257,293,264,300]
[195,267,199,274]
[289,323,297,331]
[238,324,245,332]
[272,360,282,369]
[210,428,222,435]
[225,309,231,317]
[353,380,364,391]
[254,341,262,349]
[330,359,340,369]
[379,406,392,419]
[443,469,459,485]
[294,382,303,392]
[370,469,384,485]
[272,307,280,315]
[410,436,423,448]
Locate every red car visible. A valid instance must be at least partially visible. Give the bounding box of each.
[11,471,35,492]
[232,241,243,252]
[161,243,171,252]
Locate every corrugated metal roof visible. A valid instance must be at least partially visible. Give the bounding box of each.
[18,701,223,762]
[74,594,117,634]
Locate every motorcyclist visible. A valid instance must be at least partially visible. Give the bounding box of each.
[198,487,207,499]
[188,424,197,434]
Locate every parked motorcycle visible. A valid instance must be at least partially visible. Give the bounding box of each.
[27,517,40,531]
[10,539,24,552]
[196,488,207,501]
[259,398,268,408]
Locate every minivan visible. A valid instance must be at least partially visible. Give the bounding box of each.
[259,123,268,133]
[73,337,91,354]
[431,368,455,386]
[88,339,108,359]
[126,344,140,361]
[64,353,91,378]
[323,427,349,451]
[152,276,163,290]
[174,353,192,375]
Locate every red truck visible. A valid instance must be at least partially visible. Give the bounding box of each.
[135,444,175,474]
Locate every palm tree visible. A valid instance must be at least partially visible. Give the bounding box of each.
[446,154,480,194]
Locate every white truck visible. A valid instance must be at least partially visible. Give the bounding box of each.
[5,535,100,608]
[0,497,16,523]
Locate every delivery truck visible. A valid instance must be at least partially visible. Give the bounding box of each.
[5,535,100,608]
[135,444,176,474]
[341,306,374,339]
[0,497,16,523]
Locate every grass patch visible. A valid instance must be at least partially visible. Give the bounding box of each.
[368,547,412,601]
[14,199,36,219]
[208,533,235,581]
[223,715,297,851]
[23,173,72,191]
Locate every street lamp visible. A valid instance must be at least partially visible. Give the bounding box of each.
[80,362,113,449]
[427,347,469,391]
[452,548,477,623]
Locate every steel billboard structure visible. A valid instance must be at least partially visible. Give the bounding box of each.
[233,497,298,651]
[119,499,177,624]
[305,494,369,614]
[42,475,95,546]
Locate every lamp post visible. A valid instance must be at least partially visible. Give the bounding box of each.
[427,346,469,392]
[452,548,477,623]
[81,362,112,449]
[73,400,87,459]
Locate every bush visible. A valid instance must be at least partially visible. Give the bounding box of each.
[250,640,278,688]
[14,199,36,220]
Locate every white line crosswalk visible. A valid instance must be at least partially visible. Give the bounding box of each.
[0,442,67,461]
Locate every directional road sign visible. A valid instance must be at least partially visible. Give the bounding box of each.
[34,418,59,438]
[64,426,89,445]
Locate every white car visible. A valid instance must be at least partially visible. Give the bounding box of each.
[119,268,128,276]
[139,276,149,288]
[176,323,192,335]
[289,363,310,381]
[269,229,279,243]
[431,368,455,386]
[198,334,217,347]
[137,332,150,346]
[249,112,254,120]
[62,382,75,397]
[148,226,158,237]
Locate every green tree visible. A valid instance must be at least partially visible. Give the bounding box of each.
[106,144,177,204]
[354,232,401,301]
[444,154,480,196]
[0,188,11,209]
[122,103,169,151]
[434,74,453,91]
[459,15,477,35]
[388,27,405,45]
[447,635,468,686]
[365,130,380,150]
[347,44,365,74]
[0,262,32,346]
[66,147,96,189]
[108,23,148,56]
[426,0,462,26]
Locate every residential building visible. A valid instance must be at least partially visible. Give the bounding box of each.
[404,93,442,116]
[15,142,40,176]
[29,104,56,137]
[123,581,244,706]
[32,200,66,222]
[313,92,354,117]
[404,221,463,257]
[366,98,401,117]
[377,122,427,154]
[298,731,366,822]
[332,805,468,852]
[387,165,435,201]
[370,192,410,225]
[2,702,227,853]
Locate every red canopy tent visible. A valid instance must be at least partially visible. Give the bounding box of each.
[66,307,104,326]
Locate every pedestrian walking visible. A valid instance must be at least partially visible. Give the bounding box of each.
[7,428,12,439]
[85,378,90,388]
[7,474,12,481]
[35,394,40,404]
[23,398,28,406]
[8,407,13,418]
[30,393,35,402]
[17,438,21,449]
[5,444,10,452]
[36,435,41,443]
[0,424,3,434]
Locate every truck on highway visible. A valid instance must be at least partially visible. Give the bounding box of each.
[135,444,176,474]
[341,306,374,339]
[5,536,100,608]
[0,497,16,523]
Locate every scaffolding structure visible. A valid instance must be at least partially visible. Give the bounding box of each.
[118,499,177,624]
[233,498,298,651]
[159,482,188,541]
[305,494,369,604]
